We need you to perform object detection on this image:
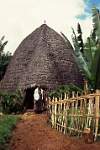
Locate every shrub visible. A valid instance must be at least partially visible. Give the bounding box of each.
[0,90,23,114]
[48,84,83,99]
[0,115,20,150]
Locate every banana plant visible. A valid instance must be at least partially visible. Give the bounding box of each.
[61,7,100,90]
[61,30,93,87]
[75,7,100,89]
[92,7,100,41]
[92,7,100,89]
[71,29,92,79]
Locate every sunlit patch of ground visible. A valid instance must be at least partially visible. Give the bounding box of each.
[9,112,100,150]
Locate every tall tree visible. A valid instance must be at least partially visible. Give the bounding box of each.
[0,36,12,80]
[0,52,12,80]
[77,23,84,53]
[0,36,8,56]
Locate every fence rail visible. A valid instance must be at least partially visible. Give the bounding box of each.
[48,90,100,141]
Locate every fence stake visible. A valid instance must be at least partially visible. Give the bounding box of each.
[54,98,57,129]
[94,89,100,141]
[51,98,55,128]
[48,90,100,141]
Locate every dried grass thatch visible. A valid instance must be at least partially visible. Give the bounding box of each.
[0,24,83,92]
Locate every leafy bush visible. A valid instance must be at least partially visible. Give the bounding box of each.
[48,84,83,99]
[0,90,23,114]
[0,115,20,150]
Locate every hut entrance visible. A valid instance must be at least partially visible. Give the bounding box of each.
[23,87,34,109]
[23,85,48,112]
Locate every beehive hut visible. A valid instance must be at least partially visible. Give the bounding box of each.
[0,24,83,108]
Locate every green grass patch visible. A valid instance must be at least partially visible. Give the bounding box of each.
[0,115,20,150]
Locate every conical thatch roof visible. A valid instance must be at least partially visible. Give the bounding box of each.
[0,24,83,92]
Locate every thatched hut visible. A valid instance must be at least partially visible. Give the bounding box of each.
[0,24,83,109]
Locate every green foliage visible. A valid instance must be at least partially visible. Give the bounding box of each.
[0,115,20,150]
[48,84,83,99]
[72,27,92,82]
[0,36,12,81]
[0,90,23,114]
[77,23,84,53]
[92,7,100,89]
[71,7,100,90]
[0,52,12,80]
[83,36,100,88]
[0,36,8,56]
[92,7,100,41]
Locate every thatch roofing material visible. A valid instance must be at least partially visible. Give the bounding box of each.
[0,24,83,92]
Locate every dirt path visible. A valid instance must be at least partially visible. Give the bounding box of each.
[10,113,100,150]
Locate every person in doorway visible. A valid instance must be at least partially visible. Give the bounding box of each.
[33,86,40,112]
[33,86,43,113]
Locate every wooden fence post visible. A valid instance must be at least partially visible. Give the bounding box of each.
[47,97,51,121]
[70,91,75,135]
[63,93,66,134]
[94,89,100,141]
[51,97,55,128]
[84,80,89,95]
[72,91,75,114]
[75,92,78,111]
[54,98,57,128]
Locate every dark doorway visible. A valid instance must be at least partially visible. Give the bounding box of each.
[23,87,34,109]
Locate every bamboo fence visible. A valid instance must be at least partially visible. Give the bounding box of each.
[48,90,100,141]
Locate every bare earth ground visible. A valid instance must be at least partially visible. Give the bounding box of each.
[9,113,100,150]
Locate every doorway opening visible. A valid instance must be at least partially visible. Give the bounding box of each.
[23,85,48,111]
[23,87,35,109]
